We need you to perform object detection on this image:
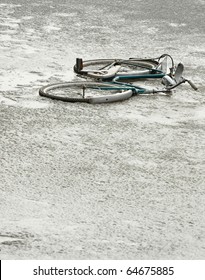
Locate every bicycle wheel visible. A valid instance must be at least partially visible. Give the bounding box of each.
[39,81,133,104]
[73,58,160,79]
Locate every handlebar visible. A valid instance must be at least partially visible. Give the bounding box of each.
[186,79,198,90]
[166,78,198,91]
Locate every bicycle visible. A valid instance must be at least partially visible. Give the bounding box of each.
[39,54,197,104]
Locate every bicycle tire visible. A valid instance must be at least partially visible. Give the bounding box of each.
[73,58,160,79]
[39,81,133,104]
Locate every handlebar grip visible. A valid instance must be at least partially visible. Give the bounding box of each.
[187,80,198,90]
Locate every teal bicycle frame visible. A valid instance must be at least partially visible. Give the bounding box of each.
[110,73,168,94]
[101,71,165,81]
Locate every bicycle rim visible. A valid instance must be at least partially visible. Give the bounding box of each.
[73,58,159,79]
[39,81,133,104]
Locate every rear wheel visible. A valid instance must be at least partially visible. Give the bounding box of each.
[73,58,159,79]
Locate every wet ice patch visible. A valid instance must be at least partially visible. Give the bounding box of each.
[21,16,34,20]
[0,29,17,35]
[54,13,74,17]
[24,28,35,35]
[0,70,45,91]
[21,101,50,109]
[0,21,20,29]
[144,27,158,34]
[138,21,158,35]
[169,23,186,27]
[20,44,38,54]
[0,96,17,106]
[0,16,21,35]
[193,105,205,120]
[0,17,22,39]
[0,34,12,41]
[20,99,50,109]
[0,92,50,109]
[0,235,24,244]
[0,35,24,43]
[0,3,21,8]
[43,24,61,33]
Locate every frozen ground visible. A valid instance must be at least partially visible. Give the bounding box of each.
[0,0,205,259]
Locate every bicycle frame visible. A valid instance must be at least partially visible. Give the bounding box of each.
[74,55,170,80]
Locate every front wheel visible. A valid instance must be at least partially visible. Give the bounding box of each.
[39,81,133,104]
